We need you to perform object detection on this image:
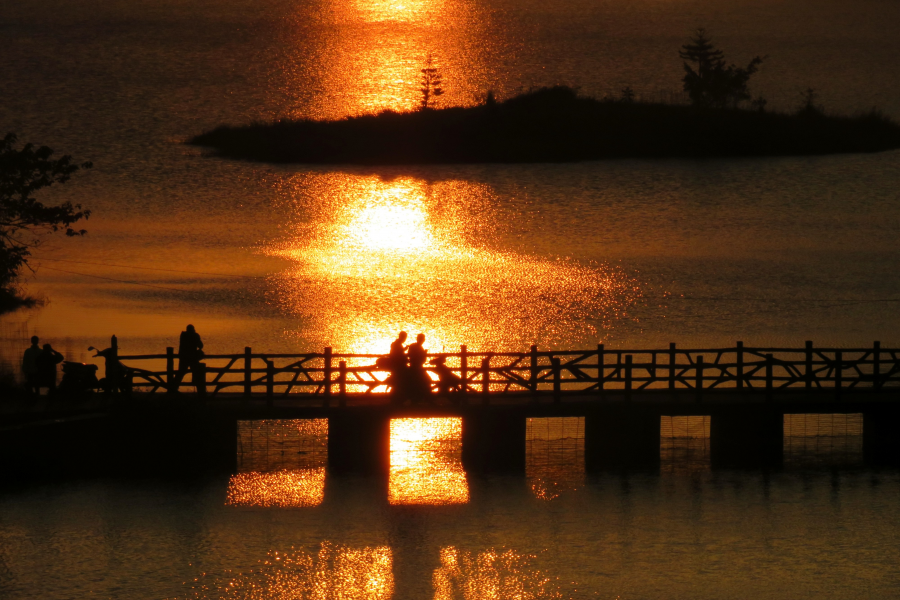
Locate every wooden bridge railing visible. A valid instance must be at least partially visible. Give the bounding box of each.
[108,340,900,404]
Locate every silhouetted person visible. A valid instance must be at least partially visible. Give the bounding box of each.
[35,343,64,395]
[430,354,462,399]
[175,324,204,389]
[389,331,408,370]
[406,333,431,399]
[377,331,410,398]
[21,335,41,396]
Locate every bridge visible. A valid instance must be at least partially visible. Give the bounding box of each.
[2,338,899,479]
[112,338,900,402]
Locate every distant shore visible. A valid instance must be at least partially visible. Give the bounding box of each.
[189,86,900,164]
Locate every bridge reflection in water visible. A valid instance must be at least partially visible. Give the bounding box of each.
[660,415,711,475]
[526,417,584,500]
[206,414,884,598]
[188,542,560,600]
[227,412,879,508]
[784,413,863,468]
[227,419,328,507]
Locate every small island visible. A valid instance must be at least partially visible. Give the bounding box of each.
[190,31,900,164]
[189,86,900,164]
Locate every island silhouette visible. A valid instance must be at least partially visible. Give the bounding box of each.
[189,85,900,164]
[189,30,900,164]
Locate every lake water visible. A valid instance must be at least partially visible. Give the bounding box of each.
[3,416,900,600]
[1,0,900,597]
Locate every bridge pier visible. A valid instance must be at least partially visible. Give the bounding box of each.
[461,411,526,473]
[584,409,660,471]
[327,411,390,474]
[709,409,783,468]
[863,406,900,466]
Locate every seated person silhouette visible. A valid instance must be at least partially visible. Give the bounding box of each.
[430,355,463,398]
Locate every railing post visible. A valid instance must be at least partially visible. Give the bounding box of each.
[624,354,632,401]
[873,341,881,389]
[835,350,842,399]
[530,344,539,399]
[196,362,207,398]
[166,346,175,394]
[481,357,490,404]
[339,361,347,407]
[323,347,333,405]
[668,343,677,390]
[765,354,773,402]
[109,335,119,394]
[552,357,561,403]
[461,345,468,396]
[244,346,252,397]
[695,355,704,403]
[597,343,605,398]
[266,359,274,407]
[736,341,744,390]
[805,340,813,390]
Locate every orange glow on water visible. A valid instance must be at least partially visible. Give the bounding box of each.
[226,468,326,508]
[187,543,393,599]
[267,174,642,354]
[286,0,493,120]
[389,418,469,505]
[352,0,450,23]
[433,547,562,599]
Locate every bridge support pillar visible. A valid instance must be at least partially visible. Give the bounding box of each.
[585,409,660,471]
[864,406,900,466]
[461,411,526,473]
[710,409,782,468]
[327,411,390,474]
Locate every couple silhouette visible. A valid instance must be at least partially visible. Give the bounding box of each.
[380,331,430,400]
[379,331,463,402]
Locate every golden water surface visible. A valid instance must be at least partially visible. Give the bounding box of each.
[267,174,640,355]
[388,417,469,505]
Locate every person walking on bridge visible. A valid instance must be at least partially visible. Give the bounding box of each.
[174,324,204,390]
[21,336,41,396]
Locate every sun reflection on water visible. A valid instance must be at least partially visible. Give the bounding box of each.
[183,543,393,599]
[226,469,326,508]
[389,418,469,505]
[266,174,642,354]
[282,0,494,119]
[433,547,563,600]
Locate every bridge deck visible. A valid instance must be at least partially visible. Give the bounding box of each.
[3,387,898,430]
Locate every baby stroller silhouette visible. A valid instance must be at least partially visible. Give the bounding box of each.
[429,355,463,399]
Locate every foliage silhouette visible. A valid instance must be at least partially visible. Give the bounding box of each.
[680,29,764,109]
[0,133,91,310]
[419,55,444,111]
[798,88,824,116]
